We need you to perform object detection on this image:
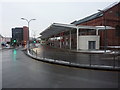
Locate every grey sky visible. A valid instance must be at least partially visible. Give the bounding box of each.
[0,1,118,37]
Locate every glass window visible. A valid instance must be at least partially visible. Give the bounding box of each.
[115,12,120,17]
[115,25,120,37]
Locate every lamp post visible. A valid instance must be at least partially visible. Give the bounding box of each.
[21,18,36,49]
[32,30,36,40]
[98,10,107,52]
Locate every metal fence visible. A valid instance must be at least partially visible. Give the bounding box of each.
[28,48,120,69]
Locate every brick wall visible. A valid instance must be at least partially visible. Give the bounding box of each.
[23,26,29,44]
[77,3,120,48]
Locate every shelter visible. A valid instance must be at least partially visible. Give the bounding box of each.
[40,23,114,50]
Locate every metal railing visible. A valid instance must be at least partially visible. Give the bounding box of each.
[28,47,120,69]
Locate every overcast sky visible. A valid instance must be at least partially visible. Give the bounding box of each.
[0,0,119,38]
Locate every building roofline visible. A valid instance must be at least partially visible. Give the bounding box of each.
[71,2,120,25]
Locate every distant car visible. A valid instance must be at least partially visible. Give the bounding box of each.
[1,43,6,46]
[5,44,10,48]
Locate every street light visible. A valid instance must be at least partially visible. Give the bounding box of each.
[98,9,107,52]
[21,18,36,49]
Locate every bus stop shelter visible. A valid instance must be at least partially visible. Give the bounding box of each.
[40,23,114,50]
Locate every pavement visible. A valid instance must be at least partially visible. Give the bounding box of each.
[40,44,120,54]
[25,44,120,71]
[0,46,14,50]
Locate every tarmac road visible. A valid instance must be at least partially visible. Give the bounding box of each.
[2,48,119,88]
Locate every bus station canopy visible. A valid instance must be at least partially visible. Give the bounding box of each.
[40,23,114,39]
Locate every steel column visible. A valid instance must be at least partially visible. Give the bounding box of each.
[77,27,79,50]
[69,30,71,49]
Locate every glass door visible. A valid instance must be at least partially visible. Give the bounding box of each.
[88,41,96,49]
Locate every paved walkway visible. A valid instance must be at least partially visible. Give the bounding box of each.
[27,44,120,71]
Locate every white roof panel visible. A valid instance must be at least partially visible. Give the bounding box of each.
[40,23,114,39]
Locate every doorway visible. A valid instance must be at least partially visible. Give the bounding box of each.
[88,41,96,49]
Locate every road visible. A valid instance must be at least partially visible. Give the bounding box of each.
[2,48,119,88]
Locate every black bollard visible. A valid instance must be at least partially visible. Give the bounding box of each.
[36,50,37,58]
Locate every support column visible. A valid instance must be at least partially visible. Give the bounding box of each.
[60,36,62,48]
[54,35,55,47]
[69,30,71,49]
[77,27,79,51]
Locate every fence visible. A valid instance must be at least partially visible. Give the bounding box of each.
[28,48,120,69]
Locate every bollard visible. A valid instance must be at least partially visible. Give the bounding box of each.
[36,50,37,58]
[30,49,31,55]
[32,49,33,55]
[30,49,32,55]
[42,50,44,58]
[29,49,31,54]
[31,49,32,55]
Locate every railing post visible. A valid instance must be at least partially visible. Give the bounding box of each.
[29,48,30,54]
[113,54,116,68]
[90,54,92,66]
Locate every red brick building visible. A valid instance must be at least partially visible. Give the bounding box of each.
[72,2,120,49]
[23,26,29,45]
